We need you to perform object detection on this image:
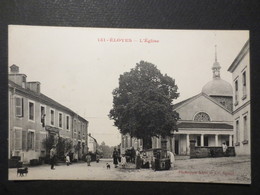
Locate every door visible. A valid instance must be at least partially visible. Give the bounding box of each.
[175,140,179,155]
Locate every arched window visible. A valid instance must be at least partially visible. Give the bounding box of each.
[194,112,210,122]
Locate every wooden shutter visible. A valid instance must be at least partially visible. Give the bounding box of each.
[14,129,22,150]
[35,132,40,151]
[40,134,46,151]
[22,130,27,150]
[15,97,22,117]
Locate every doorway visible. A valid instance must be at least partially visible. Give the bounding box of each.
[175,140,179,155]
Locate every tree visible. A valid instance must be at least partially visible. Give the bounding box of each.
[109,61,180,149]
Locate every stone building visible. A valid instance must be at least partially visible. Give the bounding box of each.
[121,46,234,155]
[228,40,250,155]
[8,64,88,164]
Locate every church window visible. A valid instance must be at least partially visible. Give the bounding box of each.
[194,112,210,122]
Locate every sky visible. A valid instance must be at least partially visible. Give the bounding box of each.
[8,25,249,146]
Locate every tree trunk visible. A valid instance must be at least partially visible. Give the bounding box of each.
[143,136,152,150]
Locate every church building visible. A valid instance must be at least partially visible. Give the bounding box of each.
[171,46,234,155]
[121,46,234,156]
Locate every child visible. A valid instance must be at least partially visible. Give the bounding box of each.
[121,154,126,169]
[66,154,70,166]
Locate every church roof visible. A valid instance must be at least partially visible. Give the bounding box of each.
[172,94,199,110]
[178,122,233,129]
[201,78,233,97]
[172,92,232,114]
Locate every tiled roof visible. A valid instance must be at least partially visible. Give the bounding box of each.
[178,122,233,129]
[9,80,88,123]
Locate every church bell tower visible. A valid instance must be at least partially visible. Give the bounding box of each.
[212,45,221,79]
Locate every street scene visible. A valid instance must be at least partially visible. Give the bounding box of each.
[8,26,250,184]
[9,156,250,184]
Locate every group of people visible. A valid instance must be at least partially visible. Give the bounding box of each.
[112,147,175,170]
[112,148,126,168]
[49,145,72,170]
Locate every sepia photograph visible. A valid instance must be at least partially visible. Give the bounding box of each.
[8,25,250,184]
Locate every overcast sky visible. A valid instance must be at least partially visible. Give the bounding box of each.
[8,25,249,146]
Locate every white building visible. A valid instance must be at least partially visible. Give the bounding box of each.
[228,40,250,155]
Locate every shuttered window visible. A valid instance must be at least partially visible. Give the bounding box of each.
[14,129,22,150]
[51,109,55,126]
[22,130,27,150]
[27,131,35,150]
[15,97,23,117]
[35,133,40,151]
[59,113,63,128]
[66,116,70,130]
[40,134,47,150]
[29,101,34,121]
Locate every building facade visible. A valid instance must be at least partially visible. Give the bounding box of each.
[121,46,234,155]
[228,40,250,155]
[9,64,88,163]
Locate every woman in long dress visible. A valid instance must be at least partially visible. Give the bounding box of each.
[135,148,141,169]
[112,148,119,168]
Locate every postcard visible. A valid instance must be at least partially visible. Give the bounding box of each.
[8,25,250,184]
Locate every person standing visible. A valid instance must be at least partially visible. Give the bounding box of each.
[66,153,70,166]
[222,142,228,156]
[50,145,56,170]
[167,150,175,169]
[121,154,127,169]
[86,152,91,166]
[131,147,136,163]
[117,148,121,163]
[135,148,141,169]
[112,148,119,168]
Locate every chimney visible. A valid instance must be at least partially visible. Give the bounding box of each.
[27,82,41,93]
[9,65,27,88]
[10,64,19,73]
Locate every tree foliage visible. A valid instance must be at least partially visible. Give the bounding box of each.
[98,141,116,158]
[109,61,180,149]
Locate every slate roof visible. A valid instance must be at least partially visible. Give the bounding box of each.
[177,122,233,129]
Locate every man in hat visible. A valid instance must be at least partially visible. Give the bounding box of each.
[50,145,56,170]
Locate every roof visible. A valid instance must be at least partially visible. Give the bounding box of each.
[9,80,88,123]
[201,78,233,97]
[228,40,249,73]
[172,94,200,110]
[178,122,233,129]
[172,92,232,114]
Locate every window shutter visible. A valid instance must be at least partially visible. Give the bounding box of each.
[35,133,40,151]
[10,129,14,151]
[21,98,24,117]
[14,129,22,150]
[27,132,30,150]
[22,130,27,150]
[40,134,46,151]
[15,97,23,117]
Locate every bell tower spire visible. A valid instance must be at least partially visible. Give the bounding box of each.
[212,45,221,79]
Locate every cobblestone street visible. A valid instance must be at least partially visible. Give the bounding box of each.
[9,156,250,184]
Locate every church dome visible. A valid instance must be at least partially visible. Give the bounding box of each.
[202,78,233,97]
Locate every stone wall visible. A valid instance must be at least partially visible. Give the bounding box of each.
[190,140,235,158]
